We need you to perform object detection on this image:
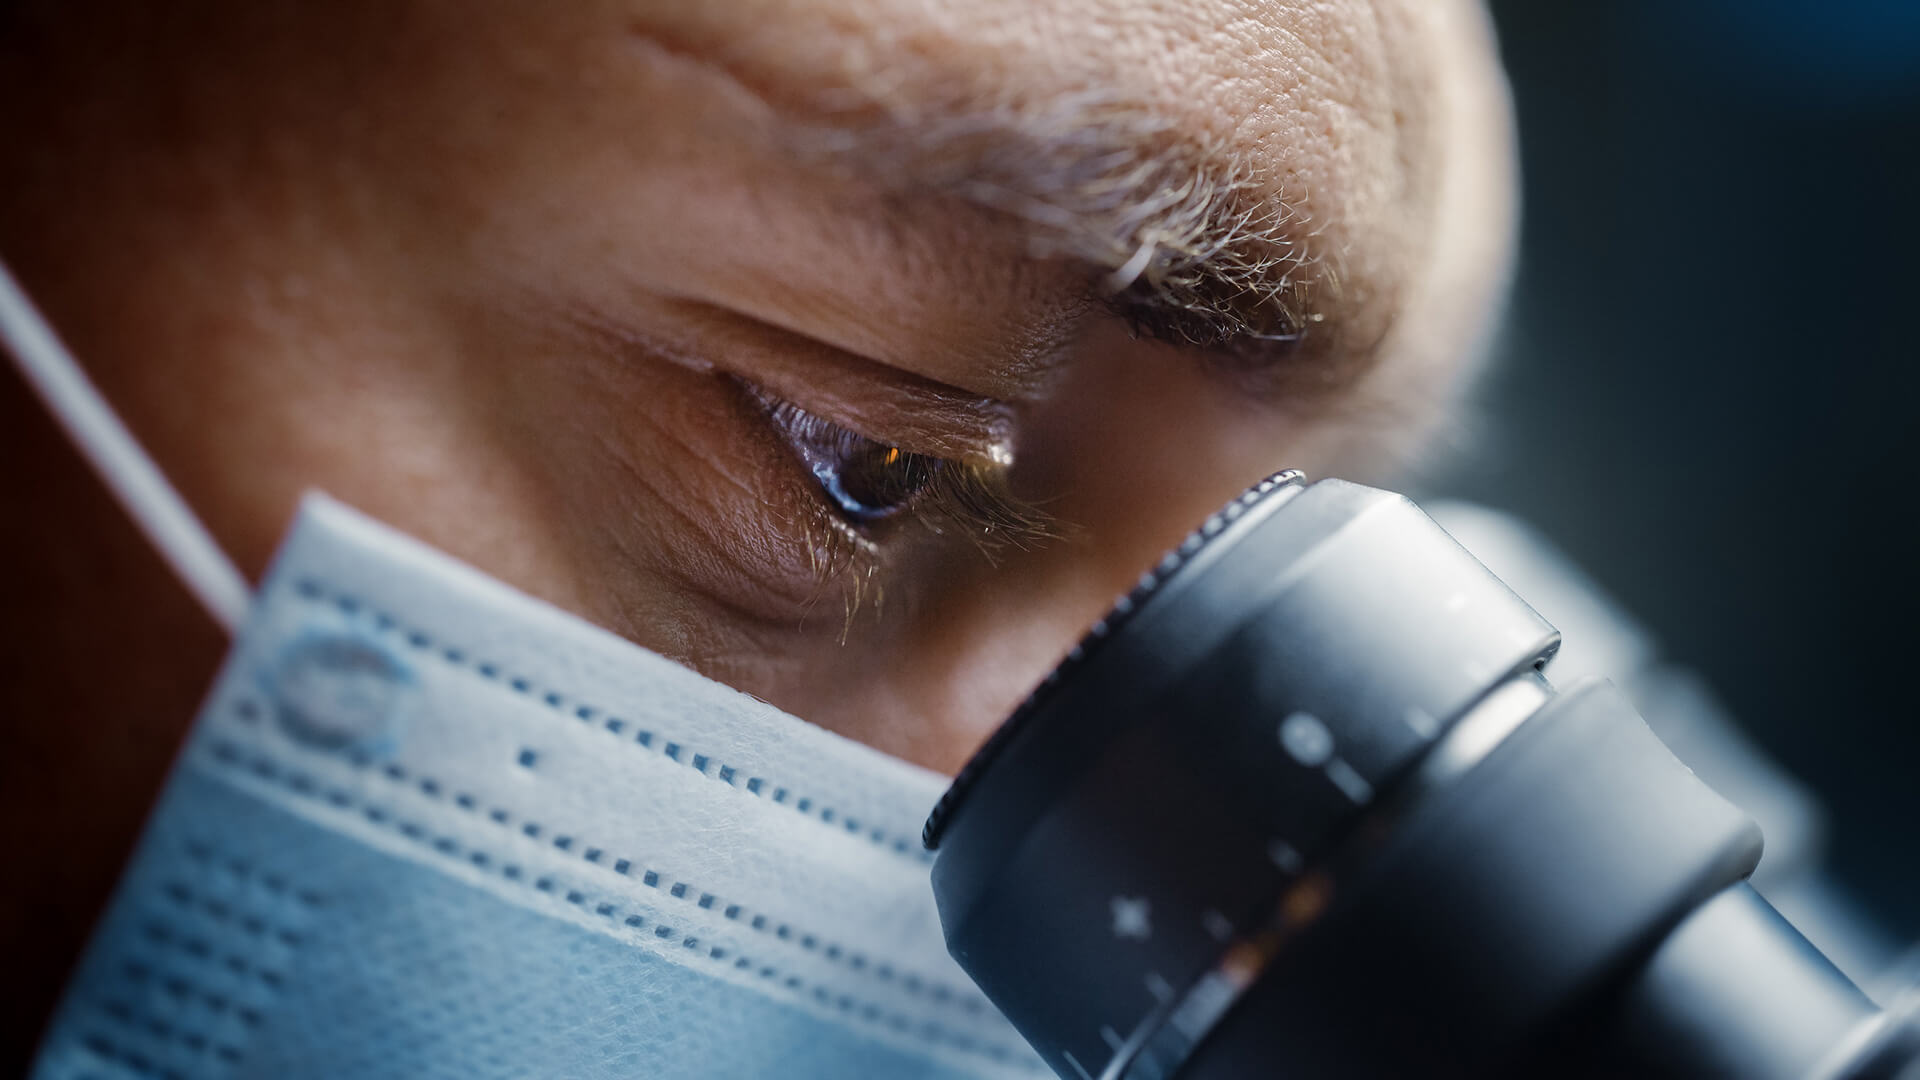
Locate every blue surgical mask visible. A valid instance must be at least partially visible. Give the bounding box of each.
[0,261,1044,1079]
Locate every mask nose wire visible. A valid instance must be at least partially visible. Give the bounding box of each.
[0,257,250,634]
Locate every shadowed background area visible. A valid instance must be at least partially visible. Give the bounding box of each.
[1427,0,1919,937]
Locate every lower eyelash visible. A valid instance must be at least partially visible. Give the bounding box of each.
[909,458,1057,560]
[798,460,1055,642]
[798,509,886,638]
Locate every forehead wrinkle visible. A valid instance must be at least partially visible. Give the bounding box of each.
[702,70,1339,387]
[623,1,1431,391]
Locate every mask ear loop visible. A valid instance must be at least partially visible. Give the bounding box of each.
[0,257,250,634]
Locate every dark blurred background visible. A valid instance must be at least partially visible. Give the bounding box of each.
[1426,0,1918,938]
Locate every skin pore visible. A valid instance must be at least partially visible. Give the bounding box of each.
[0,0,1515,1063]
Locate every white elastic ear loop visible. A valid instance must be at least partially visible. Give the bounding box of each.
[0,257,250,634]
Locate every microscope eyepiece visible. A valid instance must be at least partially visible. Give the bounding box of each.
[925,475,1902,1080]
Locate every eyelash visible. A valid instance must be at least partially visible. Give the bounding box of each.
[747,387,1053,556]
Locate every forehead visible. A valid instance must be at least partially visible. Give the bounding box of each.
[621,0,1468,373]
[633,0,1433,152]
[49,0,1500,428]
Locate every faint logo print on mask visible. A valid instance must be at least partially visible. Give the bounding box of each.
[264,632,413,756]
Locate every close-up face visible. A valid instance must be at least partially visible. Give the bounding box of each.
[0,0,1523,1070]
[2,0,1515,774]
[15,6,1920,1078]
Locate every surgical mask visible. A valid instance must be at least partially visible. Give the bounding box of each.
[0,261,1045,1079]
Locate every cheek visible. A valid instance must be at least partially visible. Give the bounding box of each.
[444,311,874,667]
[748,330,1315,773]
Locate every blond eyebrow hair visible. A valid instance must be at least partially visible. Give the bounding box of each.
[781,89,1328,363]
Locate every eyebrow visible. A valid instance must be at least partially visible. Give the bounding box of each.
[781,92,1334,375]
[624,27,1369,395]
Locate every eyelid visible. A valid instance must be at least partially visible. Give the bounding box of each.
[748,363,1015,468]
[637,299,1019,465]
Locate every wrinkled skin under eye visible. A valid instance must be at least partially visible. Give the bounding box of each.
[760,395,945,523]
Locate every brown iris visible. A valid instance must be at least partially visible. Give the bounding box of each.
[819,444,941,522]
[757,391,945,523]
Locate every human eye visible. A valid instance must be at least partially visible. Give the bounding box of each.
[757,393,944,523]
[743,384,1051,551]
